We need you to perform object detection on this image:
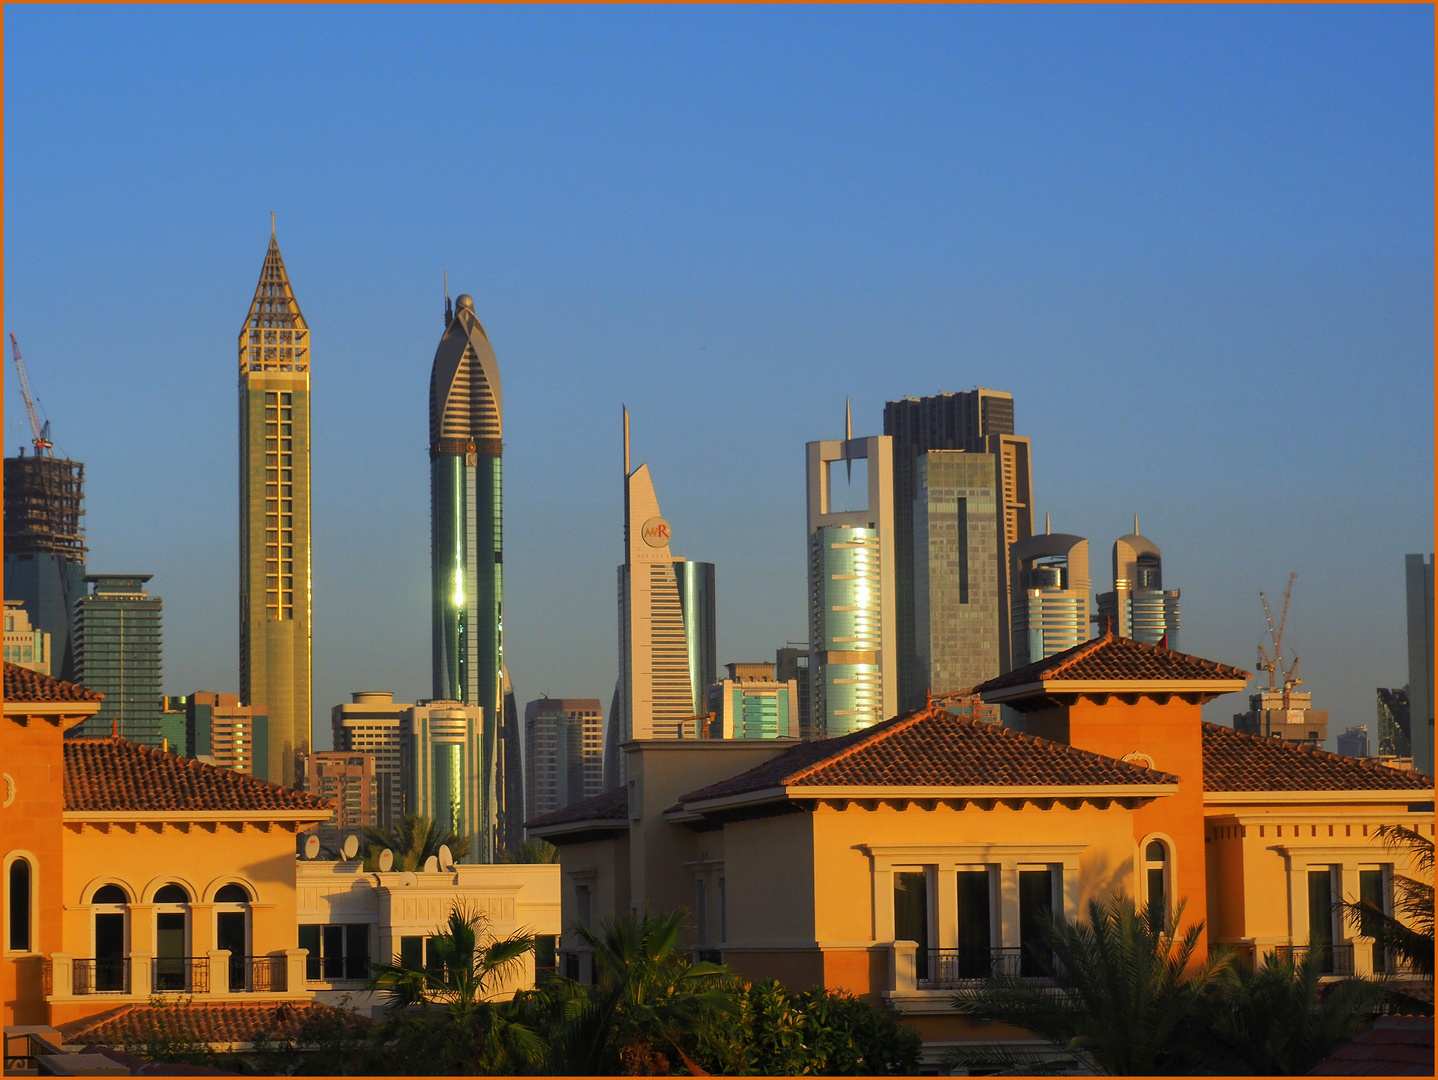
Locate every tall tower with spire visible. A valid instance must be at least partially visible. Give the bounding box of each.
[238,226,312,787]
[428,290,506,859]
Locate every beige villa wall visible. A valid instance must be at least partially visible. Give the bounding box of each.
[1204,806,1434,949]
[62,821,302,960]
[557,834,630,951]
[721,811,816,946]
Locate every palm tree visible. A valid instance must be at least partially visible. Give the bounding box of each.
[545,908,735,1075]
[1341,823,1434,977]
[499,838,560,864]
[950,894,1228,1075]
[367,900,541,1074]
[361,813,470,872]
[1193,945,1382,1075]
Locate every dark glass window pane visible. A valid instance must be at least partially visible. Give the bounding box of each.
[894,871,929,980]
[9,861,31,951]
[426,936,444,977]
[300,925,321,981]
[154,884,189,904]
[1018,869,1053,977]
[400,935,423,972]
[215,884,250,903]
[92,884,127,905]
[1359,869,1386,971]
[1147,868,1165,922]
[156,912,186,959]
[322,924,345,979]
[957,871,991,978]
[1145,841,1166,862]
[1308,869,1334,973]
[95,913,125,959]
[345,925,371,980]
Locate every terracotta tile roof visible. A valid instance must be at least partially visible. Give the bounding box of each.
[976,633,1250,692]
[680,705,1179,804]
[525,786,628,829]
[1307,1016,1434,1075]
[76,1046,237,1076]
[1203,723,1434,792]
[3,660,104,702]
[58,1001,371,1050]
[64,737,332,813]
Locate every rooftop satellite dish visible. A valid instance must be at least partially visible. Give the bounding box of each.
[423,855,439,874]
[378,848,394,872]
[342,835,359,860]
[303,835,320,860]
[399,871,417,887]
[438,844,453,869]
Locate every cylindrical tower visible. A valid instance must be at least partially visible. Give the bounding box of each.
[428,293,504,861]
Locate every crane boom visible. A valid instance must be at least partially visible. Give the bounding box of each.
[9,334,53,455]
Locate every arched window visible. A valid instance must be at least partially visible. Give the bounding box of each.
[215,883,250,903]
[92,884,128,904]
[8,859,32,951]
[153,884,191,991]
[91,883,128,991]
[154,884,190,904]
[214,884,252,989]
[1144,840,1169,922]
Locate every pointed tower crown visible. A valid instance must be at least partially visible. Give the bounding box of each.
[239,235,309,373]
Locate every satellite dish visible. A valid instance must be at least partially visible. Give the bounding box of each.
[342,835,359,860]
[378,848,394,872]
[399,871,417,887]
[438,844,453,869]
[423,855,439,874]
[303,835,320,860]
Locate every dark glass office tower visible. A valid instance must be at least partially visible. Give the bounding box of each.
[72,574,163,744]
[429,292,505,859]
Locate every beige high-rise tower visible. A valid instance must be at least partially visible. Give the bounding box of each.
[238,227,312,787]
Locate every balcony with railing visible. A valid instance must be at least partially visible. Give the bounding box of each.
[1273,943,1355,977]
[70,958,131,995]
[42,949,309,1003]
[153,957,210,994]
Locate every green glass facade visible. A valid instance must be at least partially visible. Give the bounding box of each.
[72,574,162,744]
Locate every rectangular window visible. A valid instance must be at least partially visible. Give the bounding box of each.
[1359,869,1388,972]
[695,880,708,945]
[1018,868,1053,977]
[957,870,991,978]
[956,497,970,604]
[399,935,423,972]
[576,885,592,929]
[894,870,930,981]
[322,924,345,980]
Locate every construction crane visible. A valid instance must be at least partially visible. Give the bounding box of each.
[9,334,53,456]
[1256,572,1302,706]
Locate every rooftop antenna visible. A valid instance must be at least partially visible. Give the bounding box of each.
[1134,513,1139,535]
[444,270,452,328]
[270,211,275,237]
[1045,512,1051,535]
[623,405,630,476]
[843,396,853,481]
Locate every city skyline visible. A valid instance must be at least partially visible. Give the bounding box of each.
[4,6,1431,751]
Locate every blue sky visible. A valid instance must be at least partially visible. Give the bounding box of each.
[4,5,1432,747]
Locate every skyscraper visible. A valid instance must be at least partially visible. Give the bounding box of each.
[1009,527,1091,667]
[911,451,1002,697]
[806,419,898,737]
[238,228,312,787]
[332,691,408,830]
[1375,687,1411,757]
[182,691,269,777]
[1405,553,1434,775]
[705,663,801,739]
[72,574,163,743]
[610,410,717,783]
[884,389,1034,689]
[428,289,508,859]
[524,697,603,822]
[4,453,86,681]
[1095,519,1181,647]
[400,700,489,859]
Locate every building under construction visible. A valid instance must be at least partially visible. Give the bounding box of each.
[3,452,87,681]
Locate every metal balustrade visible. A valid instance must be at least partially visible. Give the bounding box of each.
[73,958,130,994]
[1273,943,1355,976]
[236,955,288,993]
[917,947,1060,988]
[153,956,210,993]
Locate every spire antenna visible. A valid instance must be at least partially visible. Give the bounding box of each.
[1134,513,1139,535]
[623,406,631,477]
[1045,512,1051,535]
[443,271,453,328]
[270,211,275,237]
[843,396,853,482]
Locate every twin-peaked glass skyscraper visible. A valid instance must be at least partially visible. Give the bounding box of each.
[238,232,312,787]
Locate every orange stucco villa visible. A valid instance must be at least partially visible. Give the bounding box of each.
[3,662,332,1035]
[528,634,1434,1062]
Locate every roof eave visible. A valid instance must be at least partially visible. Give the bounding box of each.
[64,808,331,823]
[526,817,630,840]
[981,678,1249,704]
[6,700,103,720]
[681,781,1177,815]
[1204,789,1434,805]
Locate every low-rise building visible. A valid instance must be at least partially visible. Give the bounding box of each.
[705,662,801,739]
[332,691,408,830]
[1233,688,1330,749]
[528,635,1433,1066]
[3,599,51,675]
[294,857,561,1014]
